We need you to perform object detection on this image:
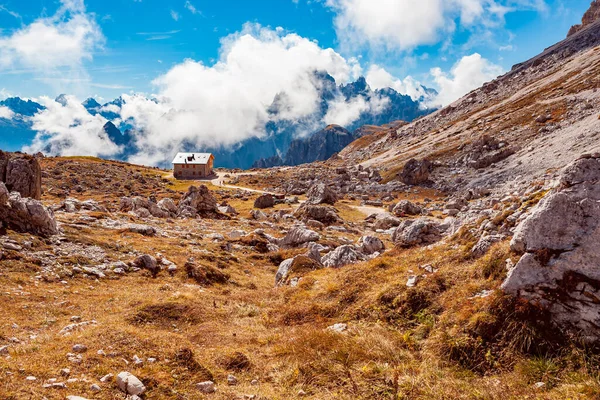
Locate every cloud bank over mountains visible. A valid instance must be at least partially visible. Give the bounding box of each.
[0,0,533,165]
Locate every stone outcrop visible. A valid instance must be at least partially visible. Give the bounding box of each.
[306,183,338,205]
[253,194,275,209]
[568,1,600,37]
[502,155,600,341]
[275,255,321,286]
[0,151,42,199]
[178,185,218,217]
[322,245,367,268]
[392,218,442,248]
[392,200,421,216]
[0,183,58,237]
[460,135,516,169]
[294,203,341,225]
[358,236,385,255]
[278,227,320,248]
[399,159,432,186]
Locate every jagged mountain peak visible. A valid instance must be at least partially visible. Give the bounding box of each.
[568,0,600,37]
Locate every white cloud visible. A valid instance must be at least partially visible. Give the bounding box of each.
[185,1,201,15]
[23,95,121,157]
[429,53,504,106]
[119,24,360,166]
[170,10,180,21]
[366,65,430,101]
[324,95,389,127]
[0,0,103,71]
[324,0,546,51]
[0,106,14,119]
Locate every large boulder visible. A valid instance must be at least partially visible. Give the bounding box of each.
[278,227,320,248]
[0,186,58,237]
[116,371,146,396]
[392,200,422,216]
[322,245,367,268]
[132,254,160,277]
[275,255,321,286]
[501,155,600,341]
[400,159,432,186]
[306,183,338,205]
[294,204,341,225]
[0,151,42,200]
[254,194,275,209]
[392,218,442,248]
[178,185,218,217]
[358,236,385,255]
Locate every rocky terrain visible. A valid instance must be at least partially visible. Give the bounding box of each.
[2,4,600,400]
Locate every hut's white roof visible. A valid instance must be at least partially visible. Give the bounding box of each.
[172,153,213,165]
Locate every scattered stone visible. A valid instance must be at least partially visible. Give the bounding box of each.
[116,371,146,396]
[227,374,238,385]
[406,275,419,287]
[306,183,338,205]
[196,381,217,394]
[327,323,347,333]
[278,227,320,248]
[322,245,366,268]
[72,344,87,353]
[392,200,422,216]
[400,159,432,186]
[132,254,160,278]
[253,194,275,209]
[357,236,385,255]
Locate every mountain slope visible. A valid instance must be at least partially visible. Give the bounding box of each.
[340,15,600,194]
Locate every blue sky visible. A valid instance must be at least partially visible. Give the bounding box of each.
[0,0,592,101]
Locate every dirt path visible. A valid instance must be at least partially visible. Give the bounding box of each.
[212,171,387,217]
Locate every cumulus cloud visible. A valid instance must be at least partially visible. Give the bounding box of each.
[429,53,504,106]
[325,0,546,51]
[23,95,121,157]
[366,65,431,101]
[119,24,363,165]
[0,106,14,119]
[0,0,103,72]
[324,95,389,126]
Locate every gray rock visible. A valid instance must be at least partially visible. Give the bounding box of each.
[0,190,58,237]
[392,218,442,248]
[322,245,367,268]
[72,344,87,353]
[126,224,156,236]
[294,203,341,225]
[1,152,42,199]
[196,381,216,393]
[253,194,275,209]
[392,200,422,216]
[157,197,177,214]
[358,236,385,255]
[306,183,338,205]
[471,234,505,258]
[502,156,600,341]
[278,227,320,248]
[400,159,432,186]
[116,371,146,396]
[178,185,218,216]
[133,254,159,277]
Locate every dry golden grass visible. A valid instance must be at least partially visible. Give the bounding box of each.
[1,158,599,399]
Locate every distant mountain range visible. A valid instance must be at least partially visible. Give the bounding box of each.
[0,73,437,168]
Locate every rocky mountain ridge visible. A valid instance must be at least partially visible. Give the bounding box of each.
[0,75,436,169]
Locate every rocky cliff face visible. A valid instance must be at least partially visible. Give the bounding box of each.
[253,124,357,168]
[568,1,600,37]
